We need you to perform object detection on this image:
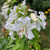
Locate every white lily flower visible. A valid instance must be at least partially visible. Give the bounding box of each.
[31,11,46,31]
[33,20,46,31]
[5,13,17,30]
[13,17,34,39]
[1,4,9,19]
[5,5,18,31]
[8,6,18,20]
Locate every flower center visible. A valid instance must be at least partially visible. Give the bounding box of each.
[18,28,28,38]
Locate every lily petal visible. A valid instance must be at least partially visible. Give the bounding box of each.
[26,30,35,40]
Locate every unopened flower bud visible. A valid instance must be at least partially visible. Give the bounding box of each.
[31,13,37,22]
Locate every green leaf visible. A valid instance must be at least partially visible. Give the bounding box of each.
[37,17,42,22]
[12,0,17,3]
[24,12,28,18]
[23,42,29,50]
[44,48,50,50]
[16,8,20,13]
[21,5,27,11]
[6,38,13,48]
[6,45,14,48]
[12,38,20,50]
[12,44,20,50]
[7,9,10,15]
[18,13,23,18]
[31,39,41,50]
[20,37,26,50]
[37,43,41,50]
[31,28,39,39]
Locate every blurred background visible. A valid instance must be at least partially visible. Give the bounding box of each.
[0,0,50,50]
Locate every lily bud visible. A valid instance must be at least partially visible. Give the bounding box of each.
[31,13,37,21]
[28,9,34,12]
[8,0,11,3]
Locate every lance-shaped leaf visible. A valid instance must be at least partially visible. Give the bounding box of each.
[31,28,39,39]
[20,37,26,50]
[31,39,41,50]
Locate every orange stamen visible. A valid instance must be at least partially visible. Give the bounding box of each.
[26,5,30,12]
[18,29,21,34]
[26,10,28,12]
[27,5,30,9]
[7,33,9,37]
[22,28,24,32]
[3,28,6,34]
[25,30,28,37]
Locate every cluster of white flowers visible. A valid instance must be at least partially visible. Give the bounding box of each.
[2,0,46,40]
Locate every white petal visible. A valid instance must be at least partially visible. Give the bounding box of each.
[41,20,46,29]
[38,11,46,20]
[9,31,16,40]
[2,5,9,9]
[5,24,14,30]
[21,0,26,6]
[28,9,34,12]
[18,32,24,38]
[26,30,35,40]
